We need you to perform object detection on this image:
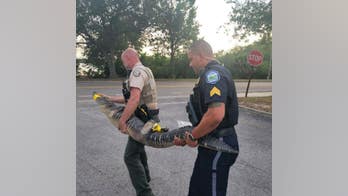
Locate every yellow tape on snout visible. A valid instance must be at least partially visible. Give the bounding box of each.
[93,93,101,100]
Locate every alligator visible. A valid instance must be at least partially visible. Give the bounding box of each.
[93,92,238,154]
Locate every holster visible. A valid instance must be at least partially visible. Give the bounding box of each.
[122,80,130,102]
[134,104,159,123]
[186,96,199,126]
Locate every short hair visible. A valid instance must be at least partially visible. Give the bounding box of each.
[189,39,213,58]
[121,48,139,60]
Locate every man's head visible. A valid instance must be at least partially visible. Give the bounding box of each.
[121,48,141,70]
[187,39,214,74]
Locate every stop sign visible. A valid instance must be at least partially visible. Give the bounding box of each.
[247,50,263,67]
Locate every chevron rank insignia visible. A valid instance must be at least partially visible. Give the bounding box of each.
[210,86,221,97]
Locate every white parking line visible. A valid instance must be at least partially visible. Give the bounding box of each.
[158,101,187,105]
[77,95,188,99]
[77,84,194,89]
[77,99,187,105]
[78,92,272,100]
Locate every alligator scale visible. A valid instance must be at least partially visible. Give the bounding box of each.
[93,92,238,154]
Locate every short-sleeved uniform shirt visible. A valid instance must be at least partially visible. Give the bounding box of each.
[128,63,158,110]
[195,60,239,148]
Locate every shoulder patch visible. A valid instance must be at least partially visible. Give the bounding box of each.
[205,70,220,84]
[132,69,141,77]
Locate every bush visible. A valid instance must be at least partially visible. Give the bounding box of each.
[139,52,195,79]
[76,36,272,80]
[216,37,272,79]
[76,63,109,79]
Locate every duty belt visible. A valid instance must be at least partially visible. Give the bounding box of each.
[148,109,159,116]
[135,104,160,123]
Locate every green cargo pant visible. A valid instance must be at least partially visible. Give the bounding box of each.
[124,136,154,196]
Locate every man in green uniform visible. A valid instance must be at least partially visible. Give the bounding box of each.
[102,48,159,196]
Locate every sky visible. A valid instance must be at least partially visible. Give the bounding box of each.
[195,0,260,53]
[195,0,238,52]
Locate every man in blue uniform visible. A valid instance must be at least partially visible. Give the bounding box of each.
[174,39,239,196]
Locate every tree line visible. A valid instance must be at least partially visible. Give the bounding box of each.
[76,0,272,79]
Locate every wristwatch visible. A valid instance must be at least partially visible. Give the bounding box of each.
[188,133,197,141]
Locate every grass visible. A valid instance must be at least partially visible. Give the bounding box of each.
[238,96,272,113]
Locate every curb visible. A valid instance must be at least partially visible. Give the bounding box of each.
[239,106,272,117]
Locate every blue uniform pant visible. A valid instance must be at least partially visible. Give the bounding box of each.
[188,144,238,196]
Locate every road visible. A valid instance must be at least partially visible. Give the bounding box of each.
[77,80,272,196]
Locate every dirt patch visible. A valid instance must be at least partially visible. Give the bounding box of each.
[238,96,272,113]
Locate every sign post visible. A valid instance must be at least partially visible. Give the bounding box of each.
[245,50,263,97]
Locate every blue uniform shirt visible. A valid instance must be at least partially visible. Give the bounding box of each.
[196,60,239,149]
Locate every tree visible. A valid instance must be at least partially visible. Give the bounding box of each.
[223,0,272,80]
[76,0,154,78]
[225,0,272,40]
[216,37,272,79]
[144,0,199,78]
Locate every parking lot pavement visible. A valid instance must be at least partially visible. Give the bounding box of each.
[77,80,271,196]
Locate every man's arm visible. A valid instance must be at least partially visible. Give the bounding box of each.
[118,87,141,132]
[106,95,126,104]
[178,102,225,147]
[191,102,225,139]
[99,93,126,104]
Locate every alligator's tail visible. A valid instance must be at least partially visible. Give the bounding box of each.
[143,124,239,154]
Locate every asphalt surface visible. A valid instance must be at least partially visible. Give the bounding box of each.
[77,80,272,196]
